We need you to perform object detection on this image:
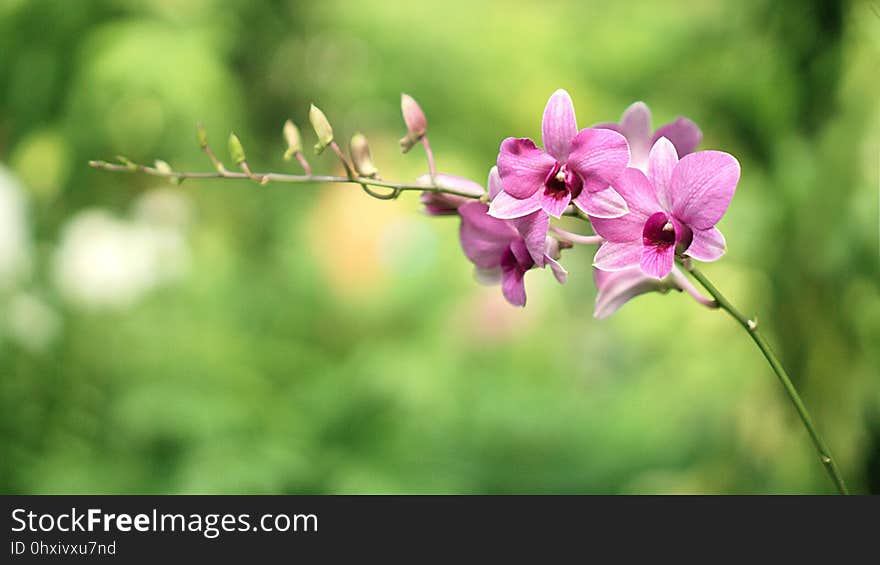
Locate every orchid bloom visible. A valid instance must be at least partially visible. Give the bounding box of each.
[595,101,702,172]
[489,89,630,221]
[591,137,740,279]
[593,265,715,319]
[459,200,566,307]
[418,173,486,215]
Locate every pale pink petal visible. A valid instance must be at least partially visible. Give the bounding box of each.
[421,192,466,215]
[685,227,726,262]
[496,137,556,199]
[509,210,549,266]
[590,211,645,243]
[605,167,660,217]
[593,267,664,319]
[593,240,642,271]
[416,173,485,197]
[542,89,578,162]
[545,255,568,284]
[566,128,630,190]
[668,151,740,229]
[653,117,702,158]
[501,267,527,307]
[572,185,628,219]
[640,244,675,279]
[487,166,503,199]
[619,102,653,170]
[540,191,573,219]
[646,137,679,210]
[488,189,544,219]
[459,202,516,269]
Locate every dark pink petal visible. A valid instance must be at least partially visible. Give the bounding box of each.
[567,128,630,190]
[640,244,675,279]
[572,185,628,219]
[606,167,660,218]
[593,240,642,271]
[652,117,702,158]
[509,210,549,266]
[685,227,726,261]
[458,202,517,269]
[646,138,679,210]
[420,193,463,215]
[542,89,578,162]
[488,189,544,219]
[593,267,664,319]
[501,265,527,306]
[508,239,533,270]
[668,151,740,230]
[619,102,653,169]
[487,166,503,199]
[540,190,573,218]
[496,137,556,199]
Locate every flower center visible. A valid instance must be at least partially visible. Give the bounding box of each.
[544,163,583,200]
[642,212,677,248]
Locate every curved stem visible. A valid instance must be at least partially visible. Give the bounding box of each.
[684,262,849,494]
[88,160,483,199]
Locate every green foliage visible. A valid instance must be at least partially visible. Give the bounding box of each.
[0,0,877,493]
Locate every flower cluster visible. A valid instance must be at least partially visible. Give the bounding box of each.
[411,89,738,315]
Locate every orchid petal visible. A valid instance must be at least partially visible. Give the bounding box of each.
[542,89,578,162]
[509,210,550,266]
[685,226,726,262]
[619,102,653,169]
[458,202,516,269]
[540,191,573,219]
[545,255,568,284]
[639,244,675,279]
[653,117,703,158]
[669,151,740,229]
[567,128,630,190]
[488,189,544,219]
[487,166,503,199]
[501,266,527,306]
[593,267,663,319]
[646,137,679,210]
[416,172,485,197]
[496,137,556,199]
[593,240,642,271]
[573,185,628,219]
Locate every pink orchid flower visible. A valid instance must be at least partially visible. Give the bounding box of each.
[488,89,630,221]
[593,265,715,319]
[595,101,702,172]
[459,200,566,307]
[591,137,740,279]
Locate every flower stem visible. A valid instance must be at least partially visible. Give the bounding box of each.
[88,160,482,199]
[684,262,849,494]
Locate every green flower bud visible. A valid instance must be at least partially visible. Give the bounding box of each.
[283,120,303,160]
[228,133,246,164]
[349,133,379,178]
[309,104,334,154]
[196,123,209,149]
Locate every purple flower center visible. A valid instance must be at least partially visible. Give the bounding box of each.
[642,212,677,248]
[501,239,534,273]
[543,162,583,201]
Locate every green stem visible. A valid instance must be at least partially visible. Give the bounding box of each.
[684,262,849,494]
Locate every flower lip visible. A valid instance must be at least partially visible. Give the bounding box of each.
[642,211,676,248]
[542,162,583,200]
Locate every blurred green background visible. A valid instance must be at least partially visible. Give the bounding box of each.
[1,0,878,494]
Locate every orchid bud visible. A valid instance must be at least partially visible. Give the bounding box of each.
[399,93,427,153]
[309,104,334,154]
[282,119,303,160]
[228,133,246,164]
[196,123,209,149]
[154,160,172,175]
[349,133,378,178]
[116,155,137,170]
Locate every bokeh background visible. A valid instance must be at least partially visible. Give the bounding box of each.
[1,0,878,494]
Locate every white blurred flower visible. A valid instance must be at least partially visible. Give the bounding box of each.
[0,165,31,288]
[53,193,191,311]
[132,187,192,230]
[4,292,61,353]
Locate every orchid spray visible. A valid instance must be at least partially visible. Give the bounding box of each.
[91,90,849,494]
